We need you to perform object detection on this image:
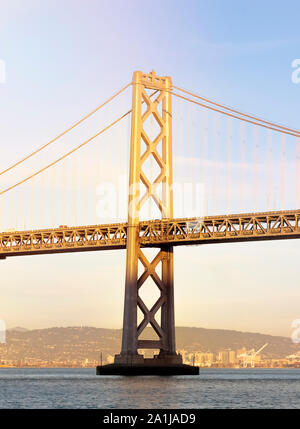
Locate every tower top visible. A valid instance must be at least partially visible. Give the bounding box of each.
[133,70,172,89]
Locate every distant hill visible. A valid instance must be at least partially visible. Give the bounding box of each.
[0,326,298,362]
[8,327,30,333]
[174,327,298,358]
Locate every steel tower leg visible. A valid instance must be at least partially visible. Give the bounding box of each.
[98,70,198,375]
[117,70,179,363]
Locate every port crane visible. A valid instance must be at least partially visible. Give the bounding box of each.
[238,343,268,368]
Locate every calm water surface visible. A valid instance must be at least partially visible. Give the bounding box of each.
[0,368,299,409]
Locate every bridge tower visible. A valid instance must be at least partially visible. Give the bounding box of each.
[98,70,198,375]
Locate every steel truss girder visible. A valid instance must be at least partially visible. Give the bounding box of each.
[1,210,300,257]
[0,209,300,258]
[139,210,300,244]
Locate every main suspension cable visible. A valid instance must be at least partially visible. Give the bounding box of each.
[0,82,132,176]
[173,85,300,136]
[0,110,131,196]
[0,89,160,196]
[170,90,300,138]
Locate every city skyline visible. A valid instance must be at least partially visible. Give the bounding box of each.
[1,325,299,367]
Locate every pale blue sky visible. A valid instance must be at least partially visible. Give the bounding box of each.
[0,0,300,336]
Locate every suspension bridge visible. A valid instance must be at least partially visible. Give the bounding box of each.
[0,70,299,375]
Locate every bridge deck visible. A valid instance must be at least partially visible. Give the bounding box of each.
[0,209,300,258]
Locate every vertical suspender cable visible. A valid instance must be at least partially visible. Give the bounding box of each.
[107,99,113,223]
[226,117,233,214]
[203,108,209,216]
[191,103,196,201]
[95,114,102,225]
[267,130,272,211]
[198,106,202,192]
[253,126,259,212]
[93,120,98,225]
[50,157,55,227]
[39,169,46,228]
[296,137,299,209]
[83,124,89,225]
[61,142,67,227]
[74,150,78,226]
[187,101,193,216]
[40,150,45,228]
[179,98,184,217]
[29,174,33,230]
[281,134,285,210]
[7,191,10,231]
[213,114,220,214]
[198,106,204,217]
[187,101,193,186]
[11,180,16,229]
[239,122,245,213]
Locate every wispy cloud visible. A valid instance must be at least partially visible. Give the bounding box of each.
[192,39,300,56]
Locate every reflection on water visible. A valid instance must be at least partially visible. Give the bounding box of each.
[0,368,299,409]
